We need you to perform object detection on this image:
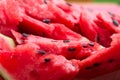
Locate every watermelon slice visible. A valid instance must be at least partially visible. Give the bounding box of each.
[0,0,22,37]
[0,64,15,80]
[12,30,103,60]
[0,43,80,80]
[97,12,120,33]
[79,10,112,47]
[18,15,82,40]
[0,0,120,79]
[16,0,82,32]
[76,33,120,79]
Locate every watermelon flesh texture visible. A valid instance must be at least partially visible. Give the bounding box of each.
[0,0,22,37]
[97,12,120,33]
[12,30,103,60]
[79,10,112,47]
[18,14,104,59]
[18,15,82,40]
[76,33,120,79]
[0,43,80,80]
[17,0,81,32]
[0,0,120,79]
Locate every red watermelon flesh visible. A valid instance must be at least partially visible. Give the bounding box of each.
[76,33,120,79]
[18,14,103,52]
[79,10,97,42]
[0,0,120,79]
[112,13,120,24]
[0,0,22,37]
[0,43,80,80]
[12,30,103,60]
[79,10,112,47]
[97,12,120,33]
[16,0,82,32]
[46,3,79,31]
[18,14,82,40]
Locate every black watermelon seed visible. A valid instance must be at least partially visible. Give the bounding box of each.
[82,44,88,48]
[22,33,28,37]
[88,42,94,47]
[96,34,100,43]
[37,50,46,55]
[85,66,92,70]
[51,40,57,42]
[108,59,114,63]
[93,63,100,67]
[63,40,70,43]
[44,58,51,62]
[66,2,72,6]
[43,19,51,24]
[113,19,119,27]
[44,0,47,4]
[108,12,113,16]
[68,47,76,51]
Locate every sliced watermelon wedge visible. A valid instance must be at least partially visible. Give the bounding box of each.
[0,0,22,37]
[97,12,120,33]
[0,43,80,80]
[12,30,103,60]
[17,0,81,32]
[79,10,112,47]
[76,33,120,79]
[18,15,82,40]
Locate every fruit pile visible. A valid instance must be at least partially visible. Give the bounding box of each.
[0,0,120,80]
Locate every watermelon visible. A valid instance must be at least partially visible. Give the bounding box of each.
[0,0,120,80]
[79,10,112,47]
[0,0,22,37]
[0,43,80,80]
[12,30,103,60]
[76,33,120,79]
[0,64,14,80]
[18,15,82,40]
[17,0,82,32]
[97,12,120,33]
[0,33,15,51]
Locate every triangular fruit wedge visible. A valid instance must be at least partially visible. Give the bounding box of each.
[76,33,120,79]
[12,30,103,60]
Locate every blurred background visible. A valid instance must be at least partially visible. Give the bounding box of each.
[66,0,120,4]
